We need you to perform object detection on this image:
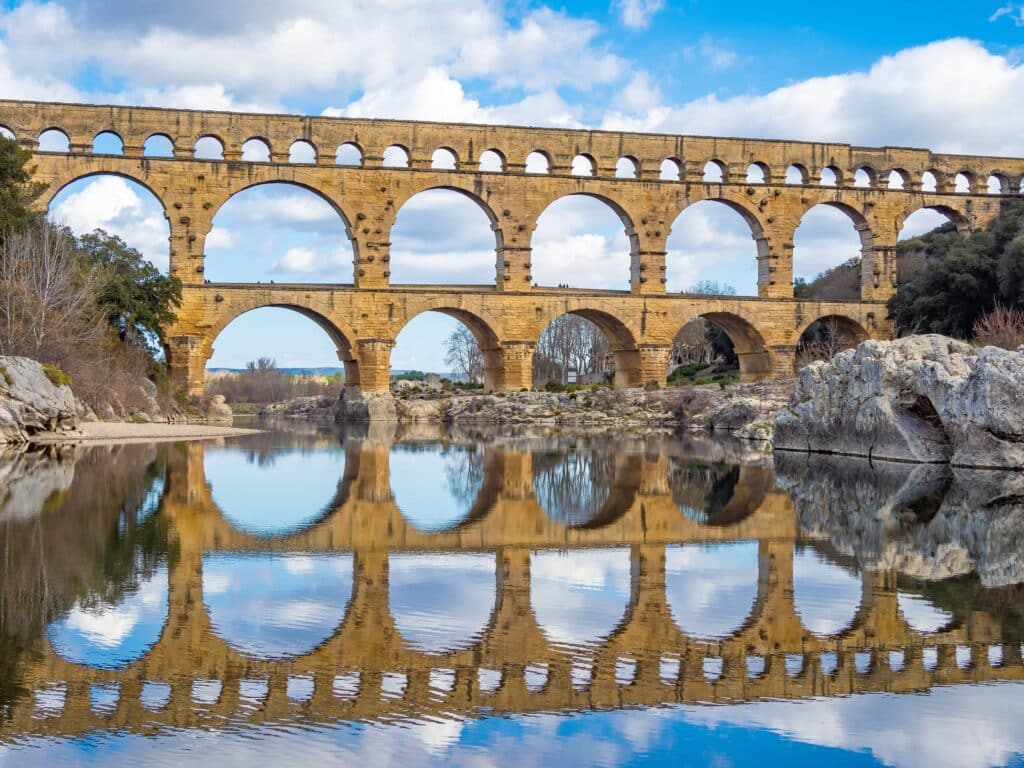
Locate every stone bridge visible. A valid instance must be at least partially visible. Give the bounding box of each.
[1,99,1020,393]
[1,438,1020,742]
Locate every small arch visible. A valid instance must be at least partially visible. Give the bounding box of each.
[92,131,124,155]
[535,308,640,388]
[431,147,458,170]
[746,163,767,184]
[533,450,640,526]
[336,142,362,166]
[819,166,840,187]
[479,149,504,172]
[888,169,908,190]
[987,174,1006,195]
[785,164,808,185]
[288,140,316,164]
[921,171,938,192]
[954,172,972,193]
[795,315,868,367]
[143,133,174,157]
[38,128,70,152]
[241,138,271,162]
[615,156,638,179]
[660,158,681,181]
[382,144,410,168]
[0,125,14,140]
[703,160,726,183]
[853,167,875,188]
[695,312,771,382]
[571,153,595,176]
[526,150,550,174]
[391,307,500,388]
[195,135,224,160]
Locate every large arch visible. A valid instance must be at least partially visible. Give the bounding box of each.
[530,194,638,290]
[794,314,869,367]
[666,200,764,295]
[532,450,641,527]
[898,205,966,240]
[388,186,501,285]
[676,311,771,382]
[391,305,503,389]
[793,202,872,301]
[534,307,641,388]
[205,181,356,284]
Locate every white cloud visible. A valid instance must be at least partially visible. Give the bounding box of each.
[615,0,664,29]
[990,3,1024,25]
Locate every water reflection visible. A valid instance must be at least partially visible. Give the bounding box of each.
[0,427,1022,767]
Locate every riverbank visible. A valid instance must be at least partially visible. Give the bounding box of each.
[29,421,262,445]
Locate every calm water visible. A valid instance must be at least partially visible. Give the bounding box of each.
[1,421,1023,767]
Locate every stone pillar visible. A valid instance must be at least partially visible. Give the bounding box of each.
[167,204,213,280]
[497,245,533,291]
[166,334,210,398]
[861,238,898,302]
[354,339,394,394]
[631,249,667,295]
[489,341,535,391]
[767,344,797,379]
[353,232,391,289]
[637,344,673,387]
[757,225,794,299]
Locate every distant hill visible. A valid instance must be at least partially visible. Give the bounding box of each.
[206,366,465,379]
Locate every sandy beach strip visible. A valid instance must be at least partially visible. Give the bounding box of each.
[30,421,263,445]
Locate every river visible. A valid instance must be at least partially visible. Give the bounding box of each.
[0,421,1022,767]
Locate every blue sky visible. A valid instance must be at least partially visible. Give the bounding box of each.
[5,1,1023,370]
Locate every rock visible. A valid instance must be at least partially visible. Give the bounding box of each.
[0,357,79,444]
[774,335,1024,468]
[203,394,234,425]
[333,389,398,422]
[0,446,76,521]
[262,395,335,419]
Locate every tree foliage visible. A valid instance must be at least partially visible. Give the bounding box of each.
[0,137,44,238]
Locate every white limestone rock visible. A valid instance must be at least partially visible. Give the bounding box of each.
[0,356,78,444]
[774,335,1024,468]
[333,389,398,422]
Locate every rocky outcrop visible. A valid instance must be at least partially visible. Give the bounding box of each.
[775,336,1024,468]
[0,357,79,444]
[332,389,398,422]
[203,394,234,425]
[261,395,335,419]
[0,447,75,521]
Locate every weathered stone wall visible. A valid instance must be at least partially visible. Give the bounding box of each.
[2,99,1018,394]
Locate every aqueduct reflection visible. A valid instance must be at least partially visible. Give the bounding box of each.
[2,434,1023,743]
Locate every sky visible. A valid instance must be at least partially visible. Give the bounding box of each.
[5,0,1023,370]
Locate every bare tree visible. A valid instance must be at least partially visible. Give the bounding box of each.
[795,318,847,368]
[973,304,1024,350]
[533,315,610,386]
[443,325,484,382]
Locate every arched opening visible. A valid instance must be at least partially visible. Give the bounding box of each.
[954,172,972,193]
[616,156,638,179]
[795,315,868,368]
[531,547,631,647]
[241,138,271,162]
[897,592,954,633]
[746,163,767,184]
[677,312,770,383]
[665,542,759,640]
[532,449,638,525]
[785,164,807,185]
[0,125,14,140]
[703,160,726,182]
[203,553,352,659]
[792,203,868,301]
[534,309,637,388]
[792,547,861,637]
[921,171,938,192]
[854,167,874,188]
[382,145,410,168]
[819,166,839,186]
[143,134,174,158]
[888,169,908,190]
[392,308,498,389]
[660,158,681,181]
[289,140,316,164]
[203,430,348,535]
[195,135,224,160]
[571,154,595,176]
[92,131,124,155]
[390,442,486,530]
[205,182,354,283]
[38,128,70,152]
[336,142,362,165]
[987,174,1005,194]
[47,174,170,273]
[526,151,550,174]
[389,189,498,284]
[669,462,770,526]
[431,147,458,170]
[899,207,958,241]
[531,195,634,289]
[389,553,495,654]
[666,200,762,295]
[205,307,352,405]
[479,149,504,172]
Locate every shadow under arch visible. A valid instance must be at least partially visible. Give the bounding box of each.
[207,303,361,390]
[669,461,773,527]
[693,311,771,382]
[531,450,642,529]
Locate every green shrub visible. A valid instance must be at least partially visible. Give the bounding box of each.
[42,364,72,388]
[0,364,11,387]
[125,413,149,424]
